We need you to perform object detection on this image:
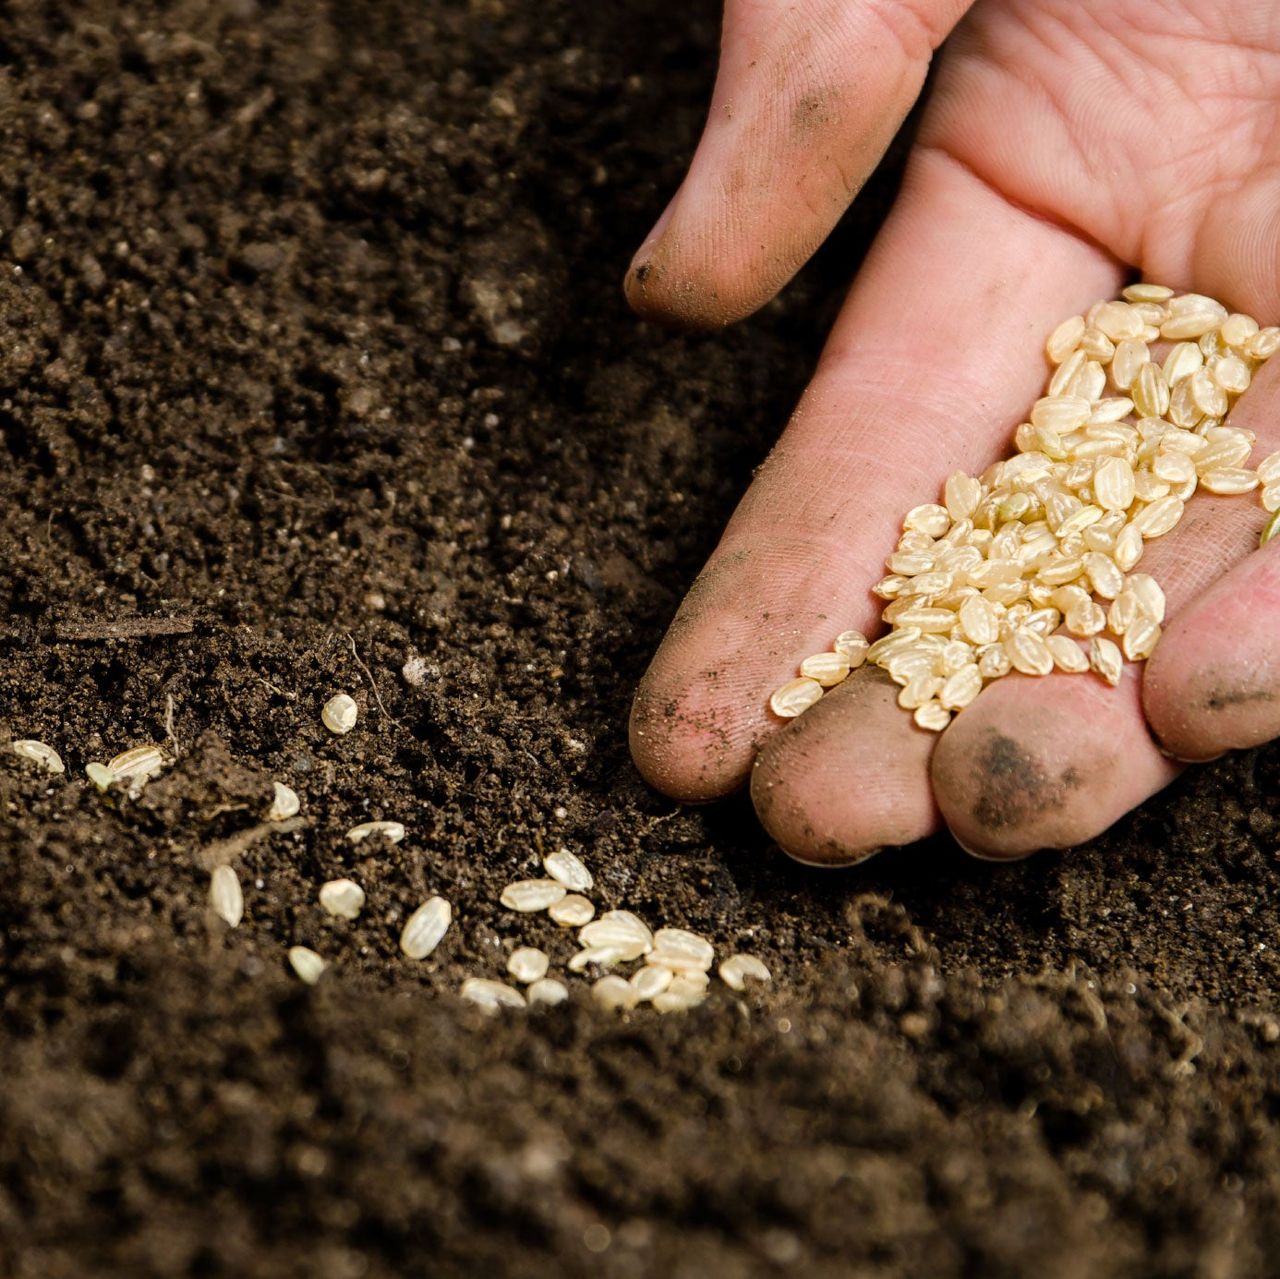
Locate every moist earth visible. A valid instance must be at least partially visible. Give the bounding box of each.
[3,3,1280,1277]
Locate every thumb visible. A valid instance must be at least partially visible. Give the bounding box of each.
[625,0,973,329]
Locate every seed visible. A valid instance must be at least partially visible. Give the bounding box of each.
[904,503,952,536]
[1161,298,1227,339]
[500,879,566,912]
[896,675,941,710]
[798,650,852,689]
[592,975,638,1011]
[10,740,65,775]
[1130,495,1184,538]
[1221,312,1260,348]
[977,645,1011,679]
[1046,635,1089,673]
[1094,300,1143,341]
[319,878,365,920]
[1088,396,1136,424]
[547,894,595,927]
[267,782,300,821]
[1152,451,1196,486]
[944,472,983,520]
[1046,314,1085,363]
[1078,330,1114,362]
[346,820,405,845]
[653,988,707,1014]
[1006,628,1054,677]
[579,920,651,961]
[1211,354,1251,394]
[1122,282,1174,303]
[1110,339,1148,390]
[939,665,982,711]
[1089,636,1123,687]
[833,630,870,665]
[108,743,170,793]
[718,954,771,992]
[1084,551,1124,600]
[630,965,674,1001]
[527,977,569,1006]
[543,848,593,892]
[1189,367,1228,418]
[1133,362,1170,418]
[650,927,715,971]
[288,946,327,985]
[1263,484,1280,514]
[400,896,452,958]
[1199,468,1259,496]
[1065,600,1106,637]
[1123,619,1161,662]
[1248,327,1280,360]
[1127,574,1166,624]
[1093,457,1136,512]
[321,692,358,734]
[507,946,550,984]
[913,700,952,732]
[769,676,823,718]
[85,762,116,790]
[1261,510,1280,547]
[210,865,244,927]
[1257,452,1280,486]
[460,978,526,1012]
[568,945,630,972]
[866,628,923,662]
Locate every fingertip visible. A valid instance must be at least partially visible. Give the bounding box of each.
[749,667,940,866]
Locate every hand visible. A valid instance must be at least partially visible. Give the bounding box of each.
[625,0,1280,863]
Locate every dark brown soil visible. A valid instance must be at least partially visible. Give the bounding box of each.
[3,4,1280,1277]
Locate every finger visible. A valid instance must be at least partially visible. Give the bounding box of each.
[625,0,972,329]
[630,146,1123,805]
[1143,355,1280,761]
[933,356,1280,859]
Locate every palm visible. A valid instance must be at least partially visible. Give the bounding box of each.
[627,0,1280,863]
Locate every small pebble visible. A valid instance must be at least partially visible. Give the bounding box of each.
[507,946,550,984]
[10,739,64,775]
[210,865,244,927]
[321,693,358,735]
[319,878,365,920]
[288,946,327,985]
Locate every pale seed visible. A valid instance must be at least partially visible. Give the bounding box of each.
[210,865,244,927]
[321,692,358,734]
[346,820,405,845]
[288,946,327,985]
[718,954,772,992]
[592,975,638,1011]
[500,879,566,913]
[913,700,952,732]
[319,878,365,920]
[1089,636,1123,686]
[769,677,823,719]
[543,847,593,892]
[547,894,595,927]
[10,740,64,775]
[800,651,851,687]
[460,978,526,1012]
[834,630,870,665]
[267,781,300,821]
[527,978,569,1006]
[507,946,550,984]
[400,896,452,958]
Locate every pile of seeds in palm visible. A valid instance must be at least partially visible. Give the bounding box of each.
[771,286,1280,731]
[7,697,770,1014]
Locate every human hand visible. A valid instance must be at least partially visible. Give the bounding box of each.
[625,0,1280,862]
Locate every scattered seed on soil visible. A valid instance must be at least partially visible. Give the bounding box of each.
[321,692,358,734]
[108,743,170,794]
[580,912,653,957]
[592,975,638,1011]
[10,740,65,775]
[288,946,327,985]
[547,894,595,927]
[543,848,593,892]
[210,865,244,927]
[630,965,674,1001]
[500,879,567,912]
[346,820,405,845]
[267,782,300,821]
[718,954,772,992]
[568,945,630,972]
[653,988,706,1014]
[651,928,714,967]
[85,762,116,790]
[400,896,452,959]
[769,676,823,719]
[460,977,526,1012]
[507,947,549,984]
[318,878,365,920]
[526,978,569,1007]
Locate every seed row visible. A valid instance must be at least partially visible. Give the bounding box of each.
[772,289,1280,731]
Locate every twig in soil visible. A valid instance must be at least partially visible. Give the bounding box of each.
[347,633,397,725]
[163,694,179,756]
[52,615,196,642]
[197,816,307,870]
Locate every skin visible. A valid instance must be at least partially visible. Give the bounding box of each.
[625,0,1280,862]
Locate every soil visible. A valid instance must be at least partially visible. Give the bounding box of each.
[2,3,1280,1277]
